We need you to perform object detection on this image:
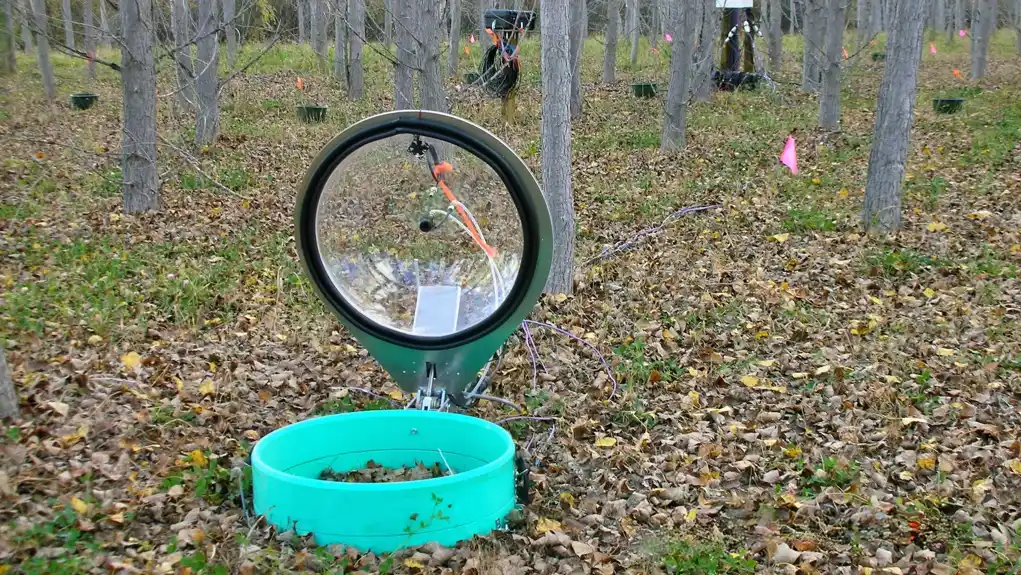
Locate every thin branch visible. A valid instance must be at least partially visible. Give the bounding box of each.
[218,22,282,91]
[156,134,252,199]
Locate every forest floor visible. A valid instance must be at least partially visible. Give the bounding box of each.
[1,31,1020,575]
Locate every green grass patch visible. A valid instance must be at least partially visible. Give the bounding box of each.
[656,539,757,574]
[782,208,837,233]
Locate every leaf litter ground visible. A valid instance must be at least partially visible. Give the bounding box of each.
[0,34,1020,574]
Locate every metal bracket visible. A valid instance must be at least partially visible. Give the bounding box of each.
[416,363,448,411]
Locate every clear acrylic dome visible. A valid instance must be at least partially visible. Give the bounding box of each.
[314,134,524,338]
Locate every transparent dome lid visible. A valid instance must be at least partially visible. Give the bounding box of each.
[313,134,525,338]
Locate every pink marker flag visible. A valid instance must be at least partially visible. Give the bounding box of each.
[780,136,798,175]
[958,29,966,37]
[469,33,476,44]
[664,33,672,43]
[930,42,937,54]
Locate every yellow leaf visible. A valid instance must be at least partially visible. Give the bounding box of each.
[923,288,935,298]
[687,391,700,407]
[927,221,947,232]
[884,375,902,383]
[769,233,790,243]
[189,450,208,467]
[936,347,956,356]
[740,375,759,387]
[387,389,404,401]
[108,512,125,524]
[967,210,992,220]
[838,188,849,198]
[815,365,831,375]
[784,445,803,458]
[685,508,697,522]
[901,417,928,425]
[559,492,575,508]
[1006,460,1021,475]
[120,351,142,370]
[899,470,914,480]
[755,330,769,339]
[535,517,562,534]
[960,554,983,569]
[71,497,89,514]
[869,296,883,305]
[595,437,617,448]
[757,360,775,367]
[87,335,103,345]
[917,456,936,470]
[768,386,787,393]
[403,558,425,569]
[199,379,216,396]
[791,372,808,379]
[811,177,821,185]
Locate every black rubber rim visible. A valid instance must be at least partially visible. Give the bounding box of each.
[297,115,540,351]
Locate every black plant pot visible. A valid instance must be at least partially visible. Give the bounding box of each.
[871,52,886,61]
[296,105,328,123]
[632,83,658,98]
[933,98,964,114]
[70,93,99,110]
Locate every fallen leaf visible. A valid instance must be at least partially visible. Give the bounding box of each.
[71,497,89,514]
[535,516,561,535]
[595,437,617,448]
[108,512,125,524]
[769,233,790,243]
[927,222,947,232]
[923,287,936,298]
[48,401,70,417]
[571,541,594,556]
[901,417,928,425]
[684,508,697,522]
[189,450,208,467]
[1005,460,1021,475]
[87,334,103,345]
[936,347,956,356]
[740,375,759,387]
[771,542,802,564]
[120,351,142,370]
[403,558,425,569]
[199,379,216,396]
[917,456,936,470]
[387,389,404,401]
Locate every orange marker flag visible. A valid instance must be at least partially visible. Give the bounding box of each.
[464,44,470,55]
[952,69,962,79]
[296,77,304,91]
[842,47,849,60]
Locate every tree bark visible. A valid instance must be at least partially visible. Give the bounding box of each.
[480,0,492,33]
[384,0,393,47]
[394,0,413,108]
[539,0,574,294]
[661,0,695,150]
[298,0,306,43]
[649,0,659,47]
[84,0,94,78]
[934,0,946,38]
[195,0,219,145]
[223,0,237,66]
[602,0,620,82]
[446,0,458,77]
[628,0,640,67]
[862,0,924,232]
[970,0,994,78]
[348,0,364,98]
[171,0,194,109]
[0,347,16,419]
[2,0,15,74]
[692,0,718,101]
[769,0,782,72]
[1015,0,1021,56]
[857,0,869,47]
[419,0,444,111]
[312,0,328,70]
[791,0,800,32]
[953,0,963,34]
[121,0,158,213]
[333,0,347,86]
[98,0,110,49]
[819,0,845,130]
[61,0,74,48]
[801,0,822,93]
[869,0,882,34]
[29,0,53,100]
[569,0,584,118]
[16,0,30,52]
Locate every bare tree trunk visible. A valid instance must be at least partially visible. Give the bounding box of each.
[569,0,584,118]
[384,0,393,47]
[298,0,306,43]
[171,0,194,109]
[29,0,53,100]
[348,0,364,98]
[61,0,74,48]
[649,0,659,47]
[84,0,94,78]
[0,347,16,419]
[312,0,327,70]
[693,0,718,101]
[446,0,458,77]
[480,0,492,33]
[394,0,413,108]
[16,0,30,52]
[769,0,782,71]
[970,0,994,78]
[98,0,110,49]
[857,0,869,47]
[934,0,946,37]
[539,0,574,294]
[121,0,158,213]
[333,0,346,86]
[801,0,822,93]
[792,0,800,32]
[602,0,620,82]
[195,0,219,145]
[862,0,924,232]
[2,0,15,73]
[869,0,882,34]
[223,0,237,67]
[419,0,444,111]
[628,0,640,67]
[819,0,845,130]
[661,0,695,150]
[1015,0,1021,56]
[953,0,963,33]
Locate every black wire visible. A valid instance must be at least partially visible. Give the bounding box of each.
[479,43,520,99]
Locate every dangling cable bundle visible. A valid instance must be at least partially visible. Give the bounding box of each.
[479,41,520,98]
